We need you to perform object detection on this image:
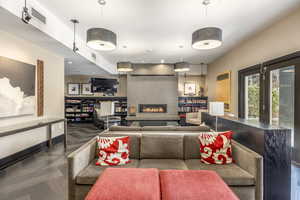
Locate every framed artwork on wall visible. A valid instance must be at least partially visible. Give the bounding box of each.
[184,82,196,95]
[216,71,231,112]
[81,83,93,95]
[0,56,36,118]
[68,83,80,95]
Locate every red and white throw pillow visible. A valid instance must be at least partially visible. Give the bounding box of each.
[198,131,233,165]
[96,136,130,166]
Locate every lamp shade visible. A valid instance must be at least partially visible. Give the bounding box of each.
[87,28,117,51]
[117,62,133,72]
[192,27,222,50]
[174,62,190,72]
[209,102,224,116]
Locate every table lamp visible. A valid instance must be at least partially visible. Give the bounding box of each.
[209,102,224,131]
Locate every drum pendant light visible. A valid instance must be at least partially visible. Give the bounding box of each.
[174,62,190,72]
[87,28,117,51]
[192,0,222,50]
[117,62,133,72]
[192,27,222,50]
[86,0,117,51]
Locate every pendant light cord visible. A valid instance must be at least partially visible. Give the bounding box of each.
[73,22,76,44]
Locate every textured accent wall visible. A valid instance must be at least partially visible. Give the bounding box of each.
[127,67,178,117]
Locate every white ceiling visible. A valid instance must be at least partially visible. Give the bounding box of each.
[0,7,109,76]
[37,0,300,65]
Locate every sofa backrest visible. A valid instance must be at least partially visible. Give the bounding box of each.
[183,133,202,159]
[109,126,142,131]
[100,133,141,159]
[140,134,184,159]
[109,126,211,132]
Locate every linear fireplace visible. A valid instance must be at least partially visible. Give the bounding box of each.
[139,104,167,113]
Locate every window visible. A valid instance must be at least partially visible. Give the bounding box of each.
[245,73,260,121]
[238,52,300,148]
[269,66,295,146]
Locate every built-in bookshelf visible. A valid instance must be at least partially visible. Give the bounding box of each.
[65,96,127,123]
[178,96,208,113]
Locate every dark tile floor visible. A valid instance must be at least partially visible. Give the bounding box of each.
[0,123,299,200]
[0,123,102,200]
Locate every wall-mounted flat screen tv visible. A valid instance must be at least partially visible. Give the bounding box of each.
[91,78,118,94]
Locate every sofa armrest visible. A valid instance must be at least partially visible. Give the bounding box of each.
[232,140,263,200]
[67,136,98,200]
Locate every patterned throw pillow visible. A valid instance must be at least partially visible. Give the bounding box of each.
[96,136,130,166]
[198,131,233,165]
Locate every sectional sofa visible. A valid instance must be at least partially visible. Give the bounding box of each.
[67,126,263,200]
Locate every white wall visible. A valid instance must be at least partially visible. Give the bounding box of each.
[0,31,65,159]
[0,30,65,126]
[207,6,300,116]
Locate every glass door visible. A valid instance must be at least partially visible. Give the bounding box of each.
[245,73,261,122]
[269,65,295,146]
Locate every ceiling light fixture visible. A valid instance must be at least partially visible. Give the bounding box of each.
[192,27,222,50]
[70,19,80,52]
[117,62,133,72]
[87,28,117,51]
[86,0,117,51]
[192,0,223,50]
[21,0,32,24]
[174,62,190,72]
[161,59,165,64]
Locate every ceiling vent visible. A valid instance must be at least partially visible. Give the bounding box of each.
[31,8,46,24]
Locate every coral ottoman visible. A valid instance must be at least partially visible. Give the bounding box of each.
[85,168,161,200]
[160,170,239,200]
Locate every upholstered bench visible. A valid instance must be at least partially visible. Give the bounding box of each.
[85,168,161,200]
[160,170,239,200]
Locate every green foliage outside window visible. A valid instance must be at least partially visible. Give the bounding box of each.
[247,85,279,118]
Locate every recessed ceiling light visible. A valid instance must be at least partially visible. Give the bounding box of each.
[146,49,153,53]
[179,45,184,49]
[122,45,127,49]
[98,0,106,6]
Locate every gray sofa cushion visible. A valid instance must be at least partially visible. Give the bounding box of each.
[175,126,211,131]
[142,126,177,131]
[185,159,255,186]
[183,133,201,159]
[76,159,140,185]
[141,134,184,159]
[139,159,188,170]
[109,126,141,131]
[100,133,141,159]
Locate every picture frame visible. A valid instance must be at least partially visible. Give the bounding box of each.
[68,83,80,95]
[216,70,231,112]
[184,82,196,95]
[81,83,93,95]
